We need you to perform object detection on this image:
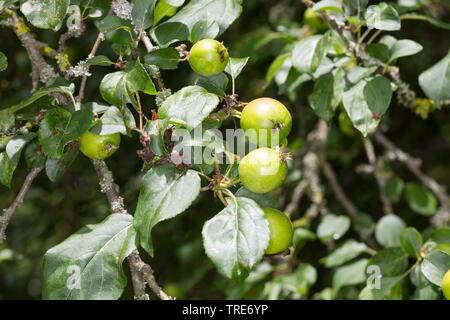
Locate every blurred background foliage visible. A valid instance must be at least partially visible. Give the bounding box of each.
[1,0,450,299]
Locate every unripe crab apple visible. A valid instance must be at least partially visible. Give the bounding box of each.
[240,98,292,147]
[263,207,294,255]
[442,269,450,300]
[79,131,121,160]
[188,39,229,77]
[238,148,287,194]
[304,7,327,31]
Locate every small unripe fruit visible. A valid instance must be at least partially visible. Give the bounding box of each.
[442,269,450,300]
[79,131,121,160]
[238,148,287,194]
[263,208,293,255]
[189,39,229,77]
[240,98,292,147]
[304,8,327,31]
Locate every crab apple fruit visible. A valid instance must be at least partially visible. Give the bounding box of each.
[189,39,229,77]
[79,131,121,160]
[240,98,292,147]
[238,148,287,194]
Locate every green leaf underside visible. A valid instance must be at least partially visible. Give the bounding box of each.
[134,165,201,256]
[202,197,270,282]
[42,214,136,300]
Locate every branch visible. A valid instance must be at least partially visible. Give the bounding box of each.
[128,251,173,300]
[76,31,106,103]
[374,132,450,226]
[322,161,358,218]
[363,137,394,215]
[1,10,57,88]
[0,167,43,243]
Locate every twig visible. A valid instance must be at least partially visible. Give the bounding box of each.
[77,31,105,103]
[128,251,173,300]
[0,167,43,243]
[285,180,308,217]
[363,137,394,215]
[374,132,450,214]
[322,161,358,218]
[1,11,57,87]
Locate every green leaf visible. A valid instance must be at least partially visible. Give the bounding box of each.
[21,0,70,31]
[8,84,75,114]
[266,53,290,83]
[202,197,270,281]
[134,165,201,256]
[151,22,190,47]
[375,214,406,247]
[95,15,133,34]
[388,39,423,63]
[42,214,136,299]
[400,13,450,31]
[90,106,135,135]
[158,86,219,130]
[190,19,220,43]
[38,108,93,159]
[321,240,367,268]
[153,0,178,25]
[0,51,7,72]
[365,43,391,62]
[86,55,115,67]
[434,243,450,256]
[144,47,180,70]
[383,176,404,203]
[195,73,229,96]
[100,60,156,107]
[144,119,170,156]
[235,187,278,209]
[342,76,392,136]
[308,68,345,121]
[420,250,450,286]
[293,228,317,247]
[45,144,79,183]
[225,57,249,81]
[292,33,331,73]
[6,133,36,160]
[317,214,351,242]
[404,182,438,216]
[418,50,450,107]
[24,141,46,169]
[0,134,32,187]
[367,247,409,276]
[359,273,407,300]
[0,108,14,132]
[400,227,423,257]
[312,0,344,13]
[346,0,368,11]
[270,264,317,298]
[132,0,157,30]
[430,228,450,244]
[365,3,401,31]
[152,0,242,45]
[166,0,185,6]
[332,259,368,294]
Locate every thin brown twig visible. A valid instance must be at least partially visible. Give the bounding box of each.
[0,167,43,243]
[374,132,450,210]
[77,31,105,103]
[363,137,394,215]
[322,161,358,218]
